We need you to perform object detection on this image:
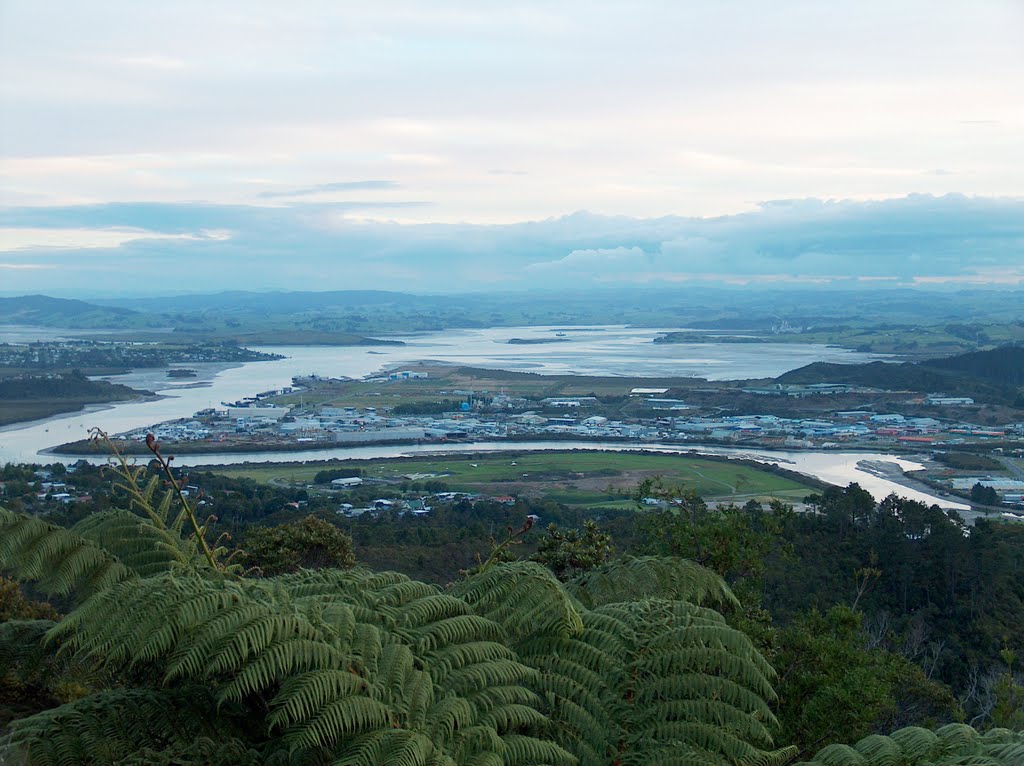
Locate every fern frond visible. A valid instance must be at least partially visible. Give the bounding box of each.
[933,723,981,750]
[568,555,738,608]
[0,619,57,684]
[71,509,192,576]
[0,508,132,599]
[499,734,576,766]
[284,696,394,751]
[331,729,437,766]
[218,638,351,704]
[268,669,373,730]
[452,562,584,642]
[797,724,1024,765]
[413,615,503,654]
[115,737,265,766]
[887,727,939,761]
[0,687,229,766]
[851,734,900,764]
[516,595,782,766]
[53,573,236,667]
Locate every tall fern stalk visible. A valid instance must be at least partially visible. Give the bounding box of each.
[90,428,227,573]
[141,430,220,570]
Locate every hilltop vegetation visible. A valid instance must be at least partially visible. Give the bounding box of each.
[3,451,1024,763]
[925,346,1024,386]
[777,344,1024,405]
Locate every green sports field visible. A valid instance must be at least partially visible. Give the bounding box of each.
[206,450,814,508]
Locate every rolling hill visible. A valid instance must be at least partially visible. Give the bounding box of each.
[776,345,1024,404]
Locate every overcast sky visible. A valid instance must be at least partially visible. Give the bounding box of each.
[1,2,1022,294]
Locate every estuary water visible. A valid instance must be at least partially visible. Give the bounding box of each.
[0,324,948,507]
[1,324,889,464]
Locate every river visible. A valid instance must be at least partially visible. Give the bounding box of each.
[0,324,957,508]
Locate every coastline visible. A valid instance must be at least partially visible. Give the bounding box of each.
[0,392,164,432]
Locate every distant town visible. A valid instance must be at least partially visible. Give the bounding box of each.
[63,367,1024,511]
[0,340,284,372]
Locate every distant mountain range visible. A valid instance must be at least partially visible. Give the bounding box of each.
[91,290,452,314]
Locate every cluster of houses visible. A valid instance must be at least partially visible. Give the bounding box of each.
[333,489,520,519]
[337,496,433,518]
[7,467,93,506]
[115,380,1024,454]
[121,399,1024,452]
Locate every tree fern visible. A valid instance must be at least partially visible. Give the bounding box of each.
[536,600,788,766]
[796,723,1024,765]
[0,490,222,604]
[3,479,793,766]
[71,509,193,577]
[31,567,574,766]
[0,687,240,766]
[457,556,791,766]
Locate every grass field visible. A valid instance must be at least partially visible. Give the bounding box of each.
[207,450,814,507]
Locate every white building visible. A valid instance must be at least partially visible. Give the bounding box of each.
[228,406,291,421]
[925,396,975,406]
[331,477,364,488]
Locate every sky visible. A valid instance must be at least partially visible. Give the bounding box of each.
[0,1,1022,294]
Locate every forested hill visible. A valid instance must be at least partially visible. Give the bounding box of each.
[923,345,1024,385]
[776,344,1024,403]
[0,295,156,328]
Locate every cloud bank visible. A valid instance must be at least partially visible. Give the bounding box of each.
[0,194,1021,295]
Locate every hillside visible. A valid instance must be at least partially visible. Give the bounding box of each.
[922,345,1024,385]
[0,295,156,329]
[776,345,1024,404]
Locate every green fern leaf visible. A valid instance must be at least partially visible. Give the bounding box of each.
[452,562,584,642]
[568,555,738,609]
[0,508,132,599]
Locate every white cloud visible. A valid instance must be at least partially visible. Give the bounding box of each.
[2,194,1020,294]
[0,2,1021,222]
[0,227,231,251]
[528,246,652,274]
